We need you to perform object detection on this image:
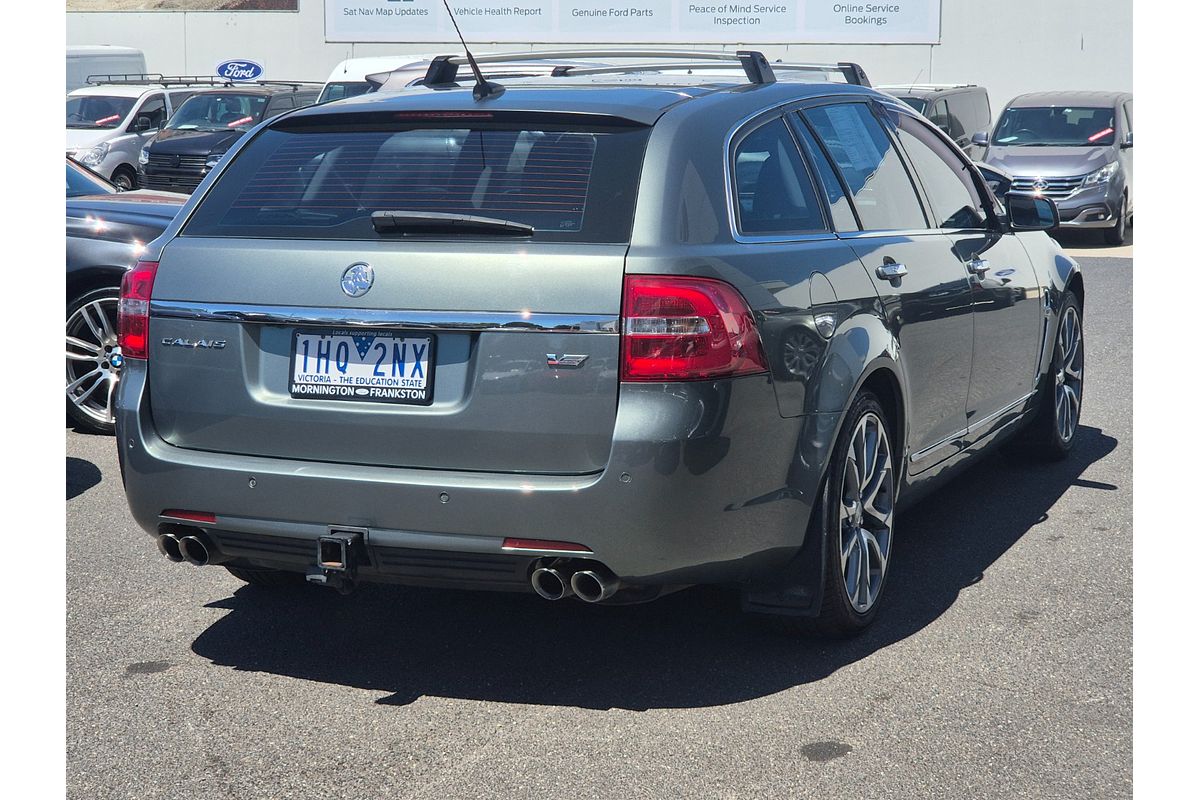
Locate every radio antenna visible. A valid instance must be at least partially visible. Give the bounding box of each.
[441,0,504,101]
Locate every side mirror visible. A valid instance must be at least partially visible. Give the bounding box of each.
[1007,192,1059,231]
[157,119,167,130]
[971,131,990,147]
[131,115,152,132]
[1121,132,1133,149]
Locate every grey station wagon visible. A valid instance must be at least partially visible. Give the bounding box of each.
[115,51,1083,636]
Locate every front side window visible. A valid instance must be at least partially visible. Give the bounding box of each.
[66,95,136,129]
[167,93,269,132]
[803,102,927,231]
[896,117,988,229]
[731,117,826,235]
[185,121,649,242]
[928,99,950,135]
[994,106,1117,147]
[134,95,166,129]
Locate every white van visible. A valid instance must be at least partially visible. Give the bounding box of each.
[67,79,202,190]
[318,55,439,104]
[66,46,146,93]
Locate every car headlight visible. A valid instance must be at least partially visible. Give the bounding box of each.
[1080,161,1119,187]
[80,142,110,167]
[138,147,150,166]
[204,153,224,170]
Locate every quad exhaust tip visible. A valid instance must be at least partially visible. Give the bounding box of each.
[157,534,183,563]
[531,566,574,601]
[571,569,619,603]
[179,535,211,566]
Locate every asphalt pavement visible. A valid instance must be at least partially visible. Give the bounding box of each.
[66,255,1132,799]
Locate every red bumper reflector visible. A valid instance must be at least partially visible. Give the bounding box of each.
[161,509,216,524]
[501,537,592,553]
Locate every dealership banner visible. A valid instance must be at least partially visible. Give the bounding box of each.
[325,1,942,44]
[68,1,297,10]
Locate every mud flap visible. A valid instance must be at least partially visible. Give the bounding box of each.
[739,476,829,618]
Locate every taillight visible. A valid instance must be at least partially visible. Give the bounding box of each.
[620,275,768,381]
[118,260,158,359]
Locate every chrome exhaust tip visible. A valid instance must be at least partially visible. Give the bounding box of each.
[531,566,574,601]
[157,534,183,563]
[179,535,211,566]
[571,569,619,603]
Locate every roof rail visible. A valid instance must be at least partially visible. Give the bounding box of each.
[253,80,323,90]
[416,50,870,89]
[85,73,230,87]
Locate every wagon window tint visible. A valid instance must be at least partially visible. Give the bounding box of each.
[792,116,858,231]
[184,123,649,242]
[803,103,927,231]
[896,119,987,229]
[732,117,827,235]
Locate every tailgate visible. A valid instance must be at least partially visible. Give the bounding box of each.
[148,237,624,474]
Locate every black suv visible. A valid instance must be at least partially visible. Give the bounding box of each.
[138,82,319,193]
[878,84,991,160]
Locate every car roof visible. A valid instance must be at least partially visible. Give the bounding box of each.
[1007,91,1131,108]
[68,84,162,99]
[876,84,981,98]
[299,73,871,126]
[182,83,319,97]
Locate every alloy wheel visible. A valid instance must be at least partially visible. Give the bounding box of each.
[839,412,894,614]
[1054,306,1083,443]
[66,296,123,427]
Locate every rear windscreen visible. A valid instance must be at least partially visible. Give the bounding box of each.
[183,121,650,242]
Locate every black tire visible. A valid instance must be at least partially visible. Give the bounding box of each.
[111,166,137,191]
[224,565,307,587]
[1022,291,1084,461]
[779,391,897,638]
[1103,196,1127,245]
[66,286,122,435]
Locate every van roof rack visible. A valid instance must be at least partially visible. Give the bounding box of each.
[417,50,870,90]
[252,80,323,90]
[876,83,977,92]
[85,74,229,87]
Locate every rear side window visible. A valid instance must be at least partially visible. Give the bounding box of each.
[791,116,858,232]
[184,121,650,242]
[731,117,827,235]
[803,103,927,231]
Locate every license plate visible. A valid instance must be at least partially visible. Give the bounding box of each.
[290,329,434,405]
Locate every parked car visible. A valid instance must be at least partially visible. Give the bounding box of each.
[877,84,991,159]
[138,82,320,193]
[975,91,1133,245]
[115,52,1082,637]
[67,77,203,189]
[319,55,439,103]
[66,45,145,93]
[66,158,186,434]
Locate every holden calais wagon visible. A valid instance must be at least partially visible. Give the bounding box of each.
[116,51,1083,636]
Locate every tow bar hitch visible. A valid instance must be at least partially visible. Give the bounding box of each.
[306,529,365,594]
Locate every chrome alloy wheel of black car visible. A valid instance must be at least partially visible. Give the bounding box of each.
[1054,305,1084,443]
[839,411,894,614]
[66,293,123,431]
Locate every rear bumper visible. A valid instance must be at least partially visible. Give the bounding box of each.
[116,361,827,588]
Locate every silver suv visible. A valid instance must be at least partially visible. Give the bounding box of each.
[975,91,1133,245]
[116,52,1081,636]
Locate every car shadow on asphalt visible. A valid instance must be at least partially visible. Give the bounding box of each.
[67,456,103,500]
[190,425,1118,711]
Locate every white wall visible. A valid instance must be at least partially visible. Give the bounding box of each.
[67,1,1131,113]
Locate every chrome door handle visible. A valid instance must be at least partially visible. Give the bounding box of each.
[875,262,908,280]
[968,258,990,275]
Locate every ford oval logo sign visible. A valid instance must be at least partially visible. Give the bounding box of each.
[216,59,263,82]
